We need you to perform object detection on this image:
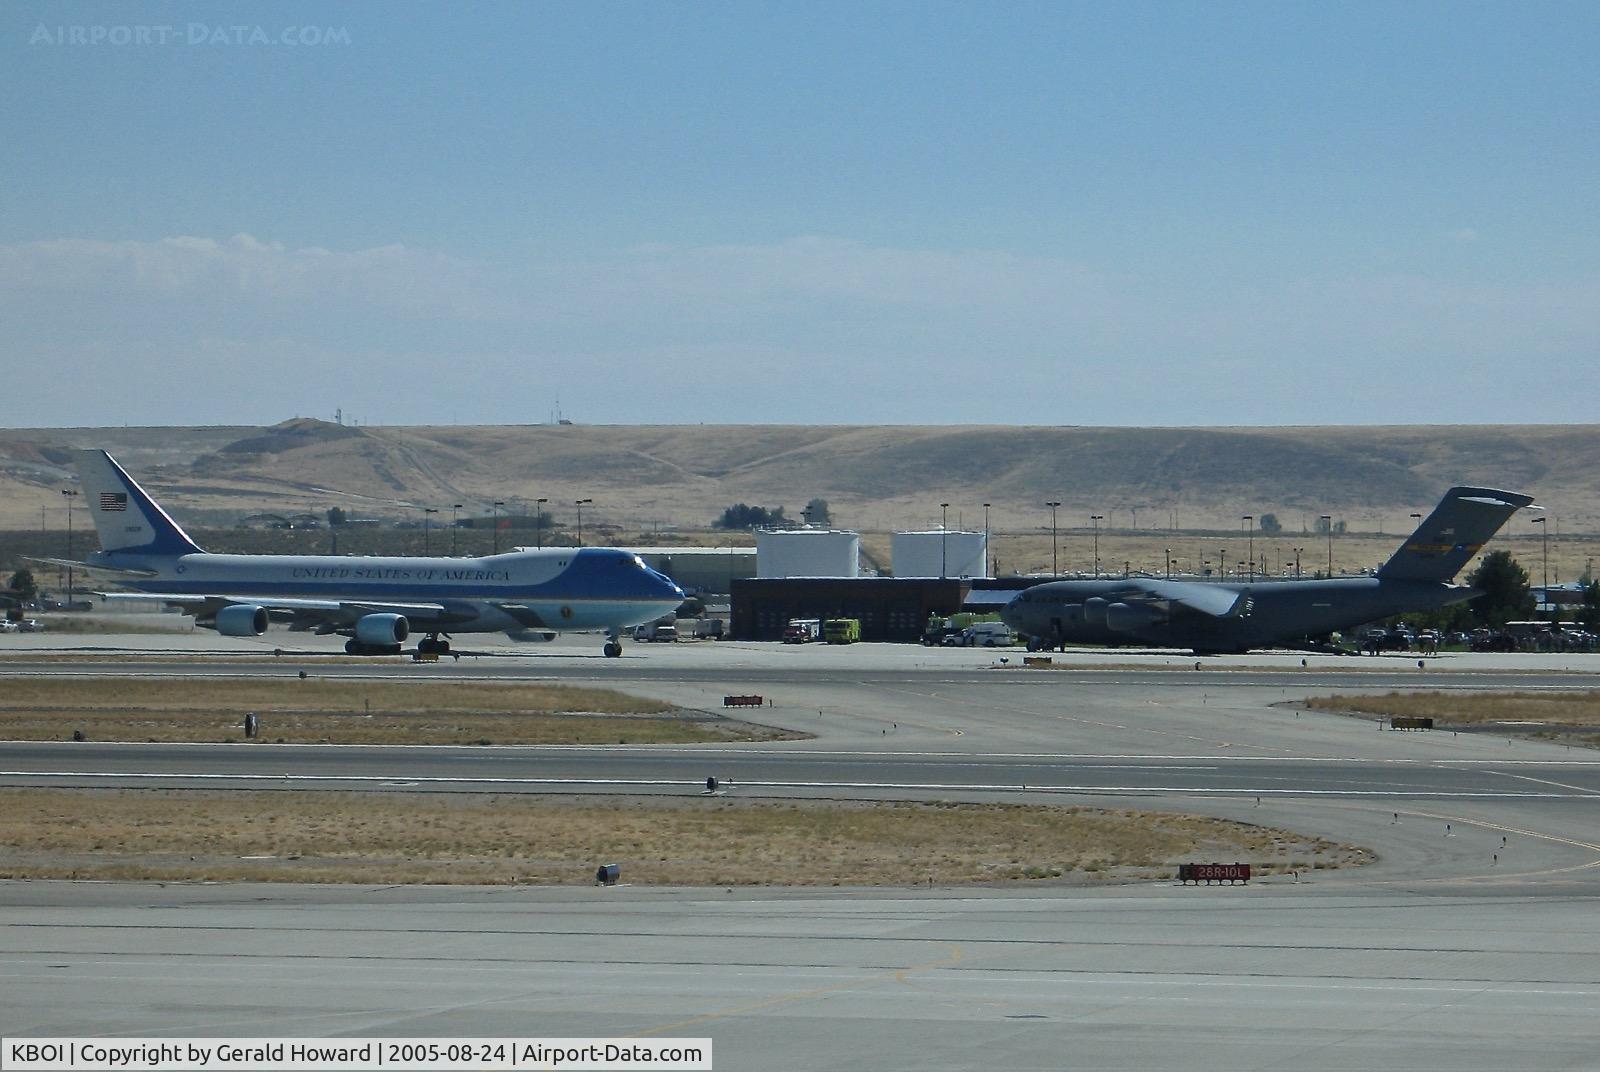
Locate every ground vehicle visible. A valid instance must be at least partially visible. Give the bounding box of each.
[962,621,1013,646]
[823,618,860,644]
[922,616,966,645]
[17,618,42,632]
[783,618,822,643]
[0,620,17,633]
[693,618,725,639]
[631,619,678,642]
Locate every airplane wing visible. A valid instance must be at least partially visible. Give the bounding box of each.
[94,591,462,629]
[1114,579,1252,619]
[25,556,161,579]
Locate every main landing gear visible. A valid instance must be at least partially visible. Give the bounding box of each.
[603,628,623,658]
[416,635,452,656]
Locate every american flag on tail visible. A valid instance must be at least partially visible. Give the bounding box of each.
[99,492,127,511]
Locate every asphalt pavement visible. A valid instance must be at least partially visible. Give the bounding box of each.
[3,633,1600,1070]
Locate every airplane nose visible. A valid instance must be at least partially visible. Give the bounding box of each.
[999,595,1023,629]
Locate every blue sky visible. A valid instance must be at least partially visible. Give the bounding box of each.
[3,2,1597,426]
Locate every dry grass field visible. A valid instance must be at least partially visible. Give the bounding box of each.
[1306,691,1600,746]
[0,789,1370,886]
[0,678,792,745]
[6,420,1600,538]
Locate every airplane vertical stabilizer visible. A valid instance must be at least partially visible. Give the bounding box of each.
[73,449,205,557]
[1376,486,1534,583]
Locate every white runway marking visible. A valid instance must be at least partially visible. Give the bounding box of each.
[11,740,1600,765]
[1,769,1595,798]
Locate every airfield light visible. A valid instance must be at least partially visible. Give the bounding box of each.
[983,503,991,579]
[1532,516,1549,603]
[575,498,593,546]
[940,503,950,579]
[61,488,78,601]
[1242,515,1254,581]
[1046,502,1061,576]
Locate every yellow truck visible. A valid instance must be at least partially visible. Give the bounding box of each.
[824,618,861,644]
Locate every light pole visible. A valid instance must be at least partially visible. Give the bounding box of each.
[575,499,592,546]
[491,500,505,554]
[1090,514,1104,577]
[1320,515,1333,577]
[451,503,463,556]
[1165,547,1172,579]
[1242,514,1254,581]
[1293,546,1303,579]
[1532,516,1548,609]
[940,502,950,579]
[1046,502,1061,576]
[982,502,991,579]
[536,498,548,549]
[423,508,438,555]
[61,489,78,601]
[1219,546,1226,580]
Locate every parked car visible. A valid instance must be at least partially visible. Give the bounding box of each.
[0,620,17,633]
[17,618,42,632]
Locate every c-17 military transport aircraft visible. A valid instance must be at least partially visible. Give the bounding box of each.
[58,450,685,656]
[1001,486,1535,655]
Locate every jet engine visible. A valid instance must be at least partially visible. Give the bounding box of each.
[355,613,409,647]
[214,604,268,636]
[1104,601,1165,633]
[1082,597,1109,627]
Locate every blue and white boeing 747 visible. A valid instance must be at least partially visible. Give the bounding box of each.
[66,449,685,656]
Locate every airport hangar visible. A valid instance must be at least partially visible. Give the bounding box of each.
[639,528,1000,641]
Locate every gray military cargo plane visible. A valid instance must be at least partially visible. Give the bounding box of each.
[1000,486,1535,654]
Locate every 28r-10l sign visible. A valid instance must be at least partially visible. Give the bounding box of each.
[1177,862,1251,884]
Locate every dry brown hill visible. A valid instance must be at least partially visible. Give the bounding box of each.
[2,420,1596,537]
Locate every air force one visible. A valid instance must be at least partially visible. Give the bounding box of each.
[1001,486,1535,655]
[63,450,685,656]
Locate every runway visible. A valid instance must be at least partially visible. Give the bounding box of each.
[3,635,1600,1069]
[7,740,1600,802]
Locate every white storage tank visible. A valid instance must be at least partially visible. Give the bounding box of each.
[892,530,988,579]
[756,529,860,578]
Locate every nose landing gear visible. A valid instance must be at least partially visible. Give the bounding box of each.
[603,628,623,658]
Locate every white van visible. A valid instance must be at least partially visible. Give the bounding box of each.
[631,619,678,642]
[962,621,1014,647]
